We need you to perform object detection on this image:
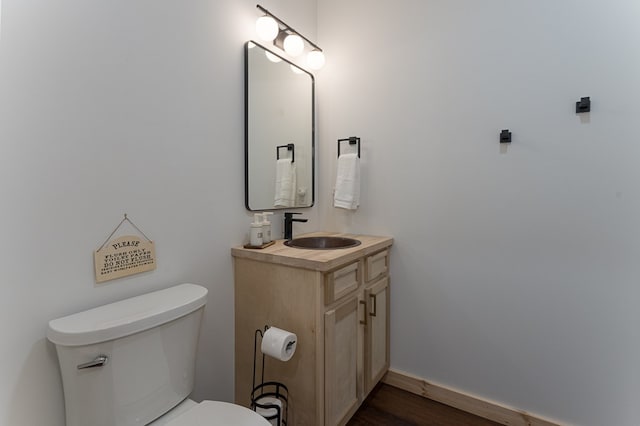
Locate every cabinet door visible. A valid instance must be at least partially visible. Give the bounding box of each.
[324,295,364,426]
[364,277,390,396]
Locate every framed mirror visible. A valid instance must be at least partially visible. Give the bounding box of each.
[245,41,315,211]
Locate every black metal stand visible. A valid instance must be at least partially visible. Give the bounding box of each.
[251,327,289,426]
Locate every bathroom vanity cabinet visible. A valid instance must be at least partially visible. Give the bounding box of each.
[232,233,393,426]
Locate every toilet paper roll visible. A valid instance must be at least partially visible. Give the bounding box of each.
[261,327,297,361]
[255,396,282,426]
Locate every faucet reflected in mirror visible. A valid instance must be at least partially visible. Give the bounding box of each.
[245,41,315,211]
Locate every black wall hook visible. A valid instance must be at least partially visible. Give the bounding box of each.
[500,129,512,143]
[576,97,591,113]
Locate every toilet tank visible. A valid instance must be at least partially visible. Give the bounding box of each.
[47,283,208,426]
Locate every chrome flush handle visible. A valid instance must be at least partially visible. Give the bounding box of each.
[77,355,109,370]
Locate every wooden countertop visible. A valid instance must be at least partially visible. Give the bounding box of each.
[231,231,393,272]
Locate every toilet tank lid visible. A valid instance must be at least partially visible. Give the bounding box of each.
[47,283,208,347]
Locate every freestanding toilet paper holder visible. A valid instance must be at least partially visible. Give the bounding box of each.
[251,326,290,426]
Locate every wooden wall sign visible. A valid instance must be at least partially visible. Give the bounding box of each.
[94,215,156,283]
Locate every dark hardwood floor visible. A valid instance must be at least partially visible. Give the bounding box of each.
[347,384,502,426]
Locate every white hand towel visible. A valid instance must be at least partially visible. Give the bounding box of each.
[274,159,297,207]
[334,153,360,210]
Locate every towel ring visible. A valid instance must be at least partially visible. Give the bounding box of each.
[276,143,295,163]
[337,137,360,158]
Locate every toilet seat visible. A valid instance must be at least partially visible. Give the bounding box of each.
[160,401,271,426]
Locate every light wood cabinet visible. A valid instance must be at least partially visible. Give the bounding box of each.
[364,276,390,395]
[232,234,392,426]
[324,294,363,425]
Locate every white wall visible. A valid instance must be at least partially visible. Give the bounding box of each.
[317,1,640,425]
[0,1,316,425]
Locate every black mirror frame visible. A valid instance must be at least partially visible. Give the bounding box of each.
[244,41,315,211]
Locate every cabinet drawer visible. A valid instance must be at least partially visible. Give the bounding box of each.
[325,261,361,305]
[365,250,389,283]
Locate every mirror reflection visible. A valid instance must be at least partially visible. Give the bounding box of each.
[245,41,314,211]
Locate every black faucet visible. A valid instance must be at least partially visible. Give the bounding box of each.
[284,212,308,240]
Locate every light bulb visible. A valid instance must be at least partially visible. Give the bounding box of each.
[256,16,279,42]
[283,34,304,57]
[306,50,325,70]
[290,65,304,75]
[265,51,282,63]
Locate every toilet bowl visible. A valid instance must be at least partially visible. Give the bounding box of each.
[47,283,269,426]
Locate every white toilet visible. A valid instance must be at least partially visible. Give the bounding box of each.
[47,283,270,426]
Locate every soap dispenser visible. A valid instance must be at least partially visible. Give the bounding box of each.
[250,213,263,246]
[261,212,273,243]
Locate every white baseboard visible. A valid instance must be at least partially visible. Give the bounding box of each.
[383,369,564,426]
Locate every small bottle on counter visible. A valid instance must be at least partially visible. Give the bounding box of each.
[261,212,273,243]
[250,213,263,246]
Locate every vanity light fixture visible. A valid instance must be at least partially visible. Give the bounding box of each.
[306,49,326,70]
[255,4,325,70]
[283,33,304,57]
[255,15,279,42]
